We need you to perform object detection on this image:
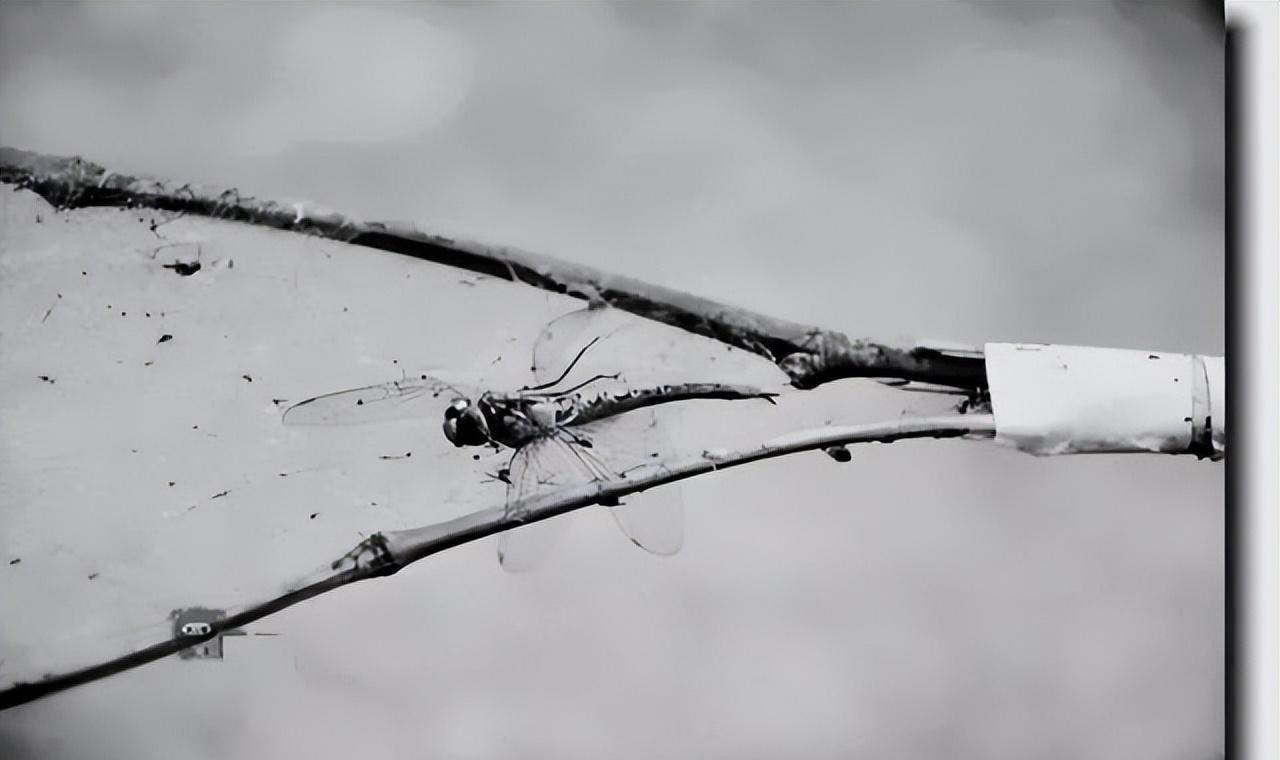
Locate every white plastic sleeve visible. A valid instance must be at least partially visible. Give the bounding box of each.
[984,343,1224,459]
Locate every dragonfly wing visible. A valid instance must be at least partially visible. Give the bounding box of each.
[496,420,687,567]
[496,520,566,572]
[607,487,684,556]
[495,437,588,572]
[526,304,786,558]
[562,414,686,557]
[281,373,475,426]
[531,305,633,389]
[531,304,785,392]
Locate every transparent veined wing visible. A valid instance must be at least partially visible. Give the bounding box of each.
[281,373,476,426]
[495,435,588,571]
[495,419,684,571]
[531,303,786,393]
[566,408,684,557]
[523,305,693,561]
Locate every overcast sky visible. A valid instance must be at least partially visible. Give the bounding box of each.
[0,3,1222,759]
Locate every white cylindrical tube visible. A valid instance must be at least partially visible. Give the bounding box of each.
[984,343,1224,459]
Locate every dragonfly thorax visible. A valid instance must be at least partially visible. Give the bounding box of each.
[478,394,585,449]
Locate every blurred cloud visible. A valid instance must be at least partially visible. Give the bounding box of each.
[232,7,471,153]
[0,1,1223,356]
[0,2,471,164]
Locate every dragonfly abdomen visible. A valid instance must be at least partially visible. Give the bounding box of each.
[572,383,777,426]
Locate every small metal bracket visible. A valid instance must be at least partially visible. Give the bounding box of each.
[170,607,228,660]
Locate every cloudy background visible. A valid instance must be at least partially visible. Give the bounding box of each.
[0,2,1222,759]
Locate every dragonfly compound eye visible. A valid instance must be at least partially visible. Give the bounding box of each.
[442,417,461,446]
[444,398,470,420]
[442,405,491,447]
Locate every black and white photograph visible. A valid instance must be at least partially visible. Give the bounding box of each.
[0,1,1259,758]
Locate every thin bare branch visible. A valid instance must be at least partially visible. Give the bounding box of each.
[0,415,995,710]
[0,146,986,392]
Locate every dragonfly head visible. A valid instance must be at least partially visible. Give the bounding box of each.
[442,398,490,447]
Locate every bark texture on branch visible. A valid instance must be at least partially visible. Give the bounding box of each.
[0,416,994,710]
[0,146,987,392]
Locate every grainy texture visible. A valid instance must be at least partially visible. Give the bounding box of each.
[0,417,991,710]
[0,147,987,392]
[0,3,1223,758]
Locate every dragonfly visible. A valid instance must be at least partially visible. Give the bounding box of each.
[282,304,781,570]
